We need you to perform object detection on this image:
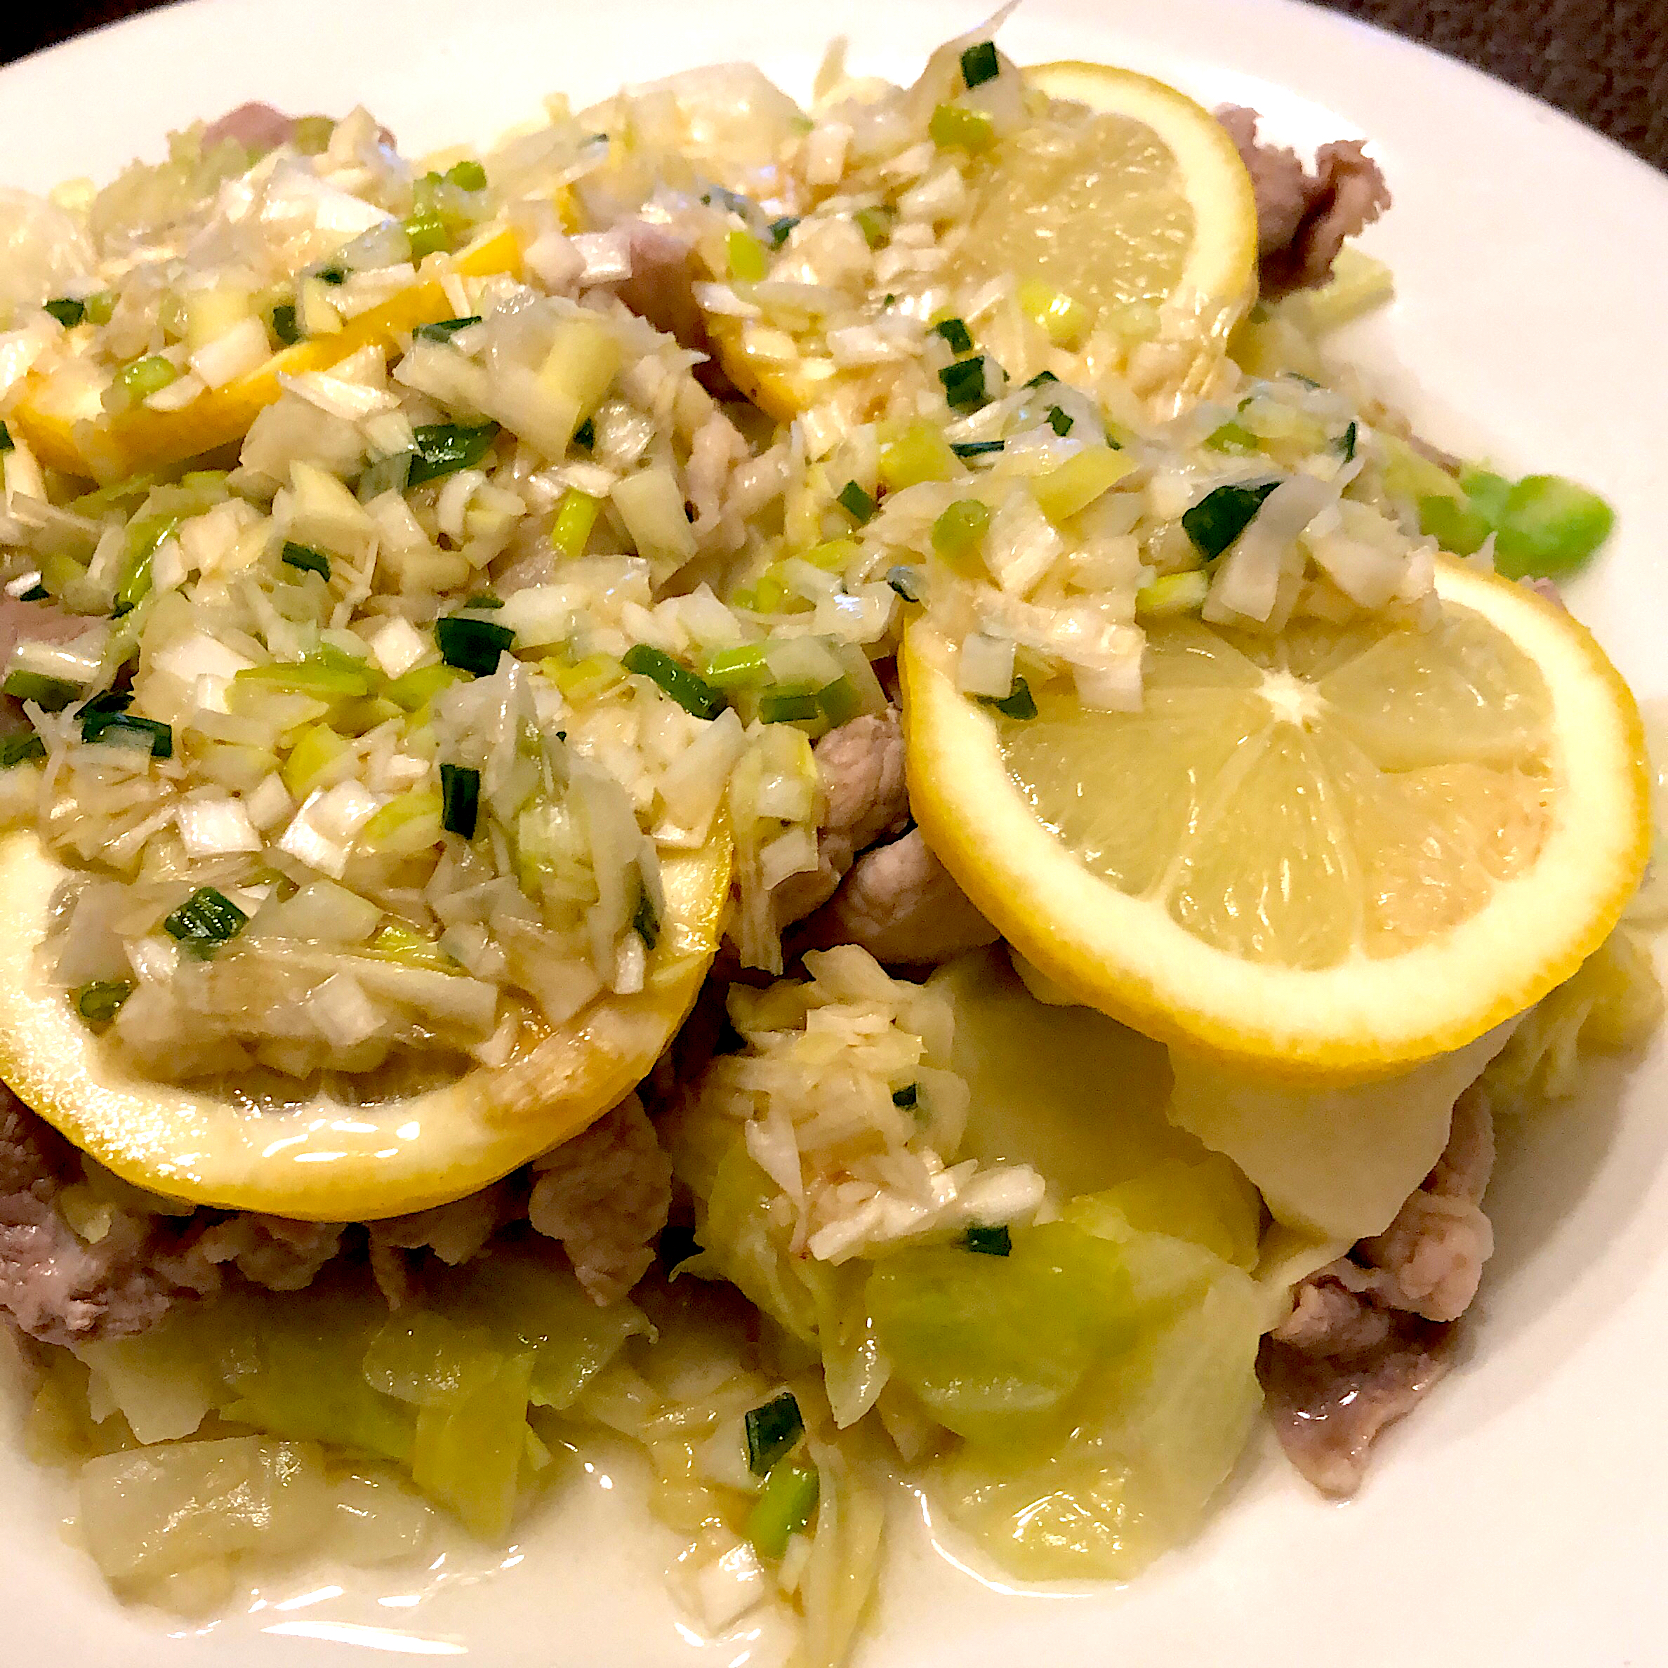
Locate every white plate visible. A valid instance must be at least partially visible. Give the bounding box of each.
[3,2,1666,1663]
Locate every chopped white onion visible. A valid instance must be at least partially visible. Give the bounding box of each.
[177,796,262,858]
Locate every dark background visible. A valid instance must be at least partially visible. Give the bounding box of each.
[2,0,1665,172]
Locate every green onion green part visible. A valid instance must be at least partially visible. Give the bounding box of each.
[932,316,974,355]
[1046,406,1075,437]
[281,541,331,580]
[950,439,1004,458]
[270,303,301,345]
[0,734,45,768]
[1337,420,1358,461]
[747,1461,820,1560]
[358,450,413,501]
[571,416,595,450]
[979,677,1038,721]
[759,689,821,725]
[2,671,79,711]
[436,615,515,677]
[768,216,799,248]
[960,40,1000,88]
[891,1082,918,1108]
[44,297,86,328]
[439,762,480,838]
[17,585,48,601]
[1181,480,1281,561]
[413,315,481,343]
[1025,369,1059,389]
[744,1392,805,1476]
[886,565,924,603]
[84,712,173,757]
[837,480,878,524]
[963,1223,1012,1256]
[632,877,661,950]
[0,421,12,452]
[931,499,991,562]
[75,978,134,1027]
[620,644,726,721]
[164,886,249,957]
[939,355,991,413]
[408,421,500,488]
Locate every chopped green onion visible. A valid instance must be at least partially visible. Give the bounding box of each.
[816,675,862,727]
[853,206,895,250]
[963,1223,1012,1256]
[744,1392,805,1476]
[403,210,451,259]
[0,421,12,452]
[886,565,924,603]
[383,662,466,712]
[701,185,757,218]
[444,158,487,192]
[550,490,600,558]
[1181,480,1281,560]
[748,1460,820,1560]
[83,290,116,326]
[1206,420,1257,453]
[929,103,995,152]
[436,615,515,677]
[0,734,45,768]
[632,877,660,950]
[701,643,772,690]
[938,355,991,413]
[439,762,480,838]
[931,499,991,563]
[891,1082,918,1108]
[1416,493,1491,558]
[1046,405,1074,437]
[960,40,1000,88]
[464,593,503,610]
[1337,420,1358,461]
[620,644,725,720]
[84,712,173,757]
[837,480,877,524]
[726,228,771,282]
[408,421,500,488]
[2,671,79,710]
[114,355,178,404]
[759,689,820,724]
[768,216,799,248]
[44,297,86,328]
[658,1222,700,1271]
[164,886,249,957]
[1136,569,1211,617]
[932,316,974,354]
[950,439,1004,458]
[17,585,48,601]
[75,689,130,729]
[571,416,596,450]
[978,677,1037,721]
[75,979,133,1028]
[414,315,481,343]
[1025,369,1059,389]
[357,451,412,502]
[315,264,347,285]
[1493,474,1615,579]
[270,303,301,345]
[281,541,331,580]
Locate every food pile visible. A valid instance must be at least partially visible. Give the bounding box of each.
[0,20,1655,1664]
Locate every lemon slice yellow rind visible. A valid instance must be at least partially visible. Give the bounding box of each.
[0,822,728,1219]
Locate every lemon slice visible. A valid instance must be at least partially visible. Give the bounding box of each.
[710,62,1257,421]
[12,226,525,483]
[902,561,1649,1078]
[0,823,728,1219]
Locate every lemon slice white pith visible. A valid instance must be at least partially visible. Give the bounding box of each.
[902,560,1649,1078]
[0,825,729,1219]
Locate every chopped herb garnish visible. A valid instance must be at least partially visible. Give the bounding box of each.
[837,480,878,524]
[1046,405,1074,437]
[315,263,347,286]
[407,421,500,488]
[747,1460,820,1560]
[84,712,173,757]
[620,644,726,721]
[270,303,301,345]
[281,541,331,580]
[358,450,413,501]
[463,593,503,610]
[963,1223,1012,1256]
[0,734,45,768]
[413,315,481,343]
[1338,420,1358,461]
[444,158,487,192]
[633,877,661,950]
[886,565,924,603]
[931,498,991,563]
[978,677,1038,721]
[891,1082,918,1108]
[1024,369,1058,389]
[2,671,79,711]
[768,215,800,248]
[571,416,596,451]
[939,355,991,413]
[114,355,178,405]
[164,886,249,957]
[881,293,897,309]
[744,1392,805,1476]
[44,297,86,328]
[960,39,1000,89]
[75,978,133,1028]
[1181,479,1281,560]
[932,316,974,354]
[759,689,821,725]
[439,762,480,838]
[657,1221,700,1271]
[853,206,895,250]
[435,615,515,677]
[0,421,12,452]
[950,439,1004,458]
[19,584,49,601]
